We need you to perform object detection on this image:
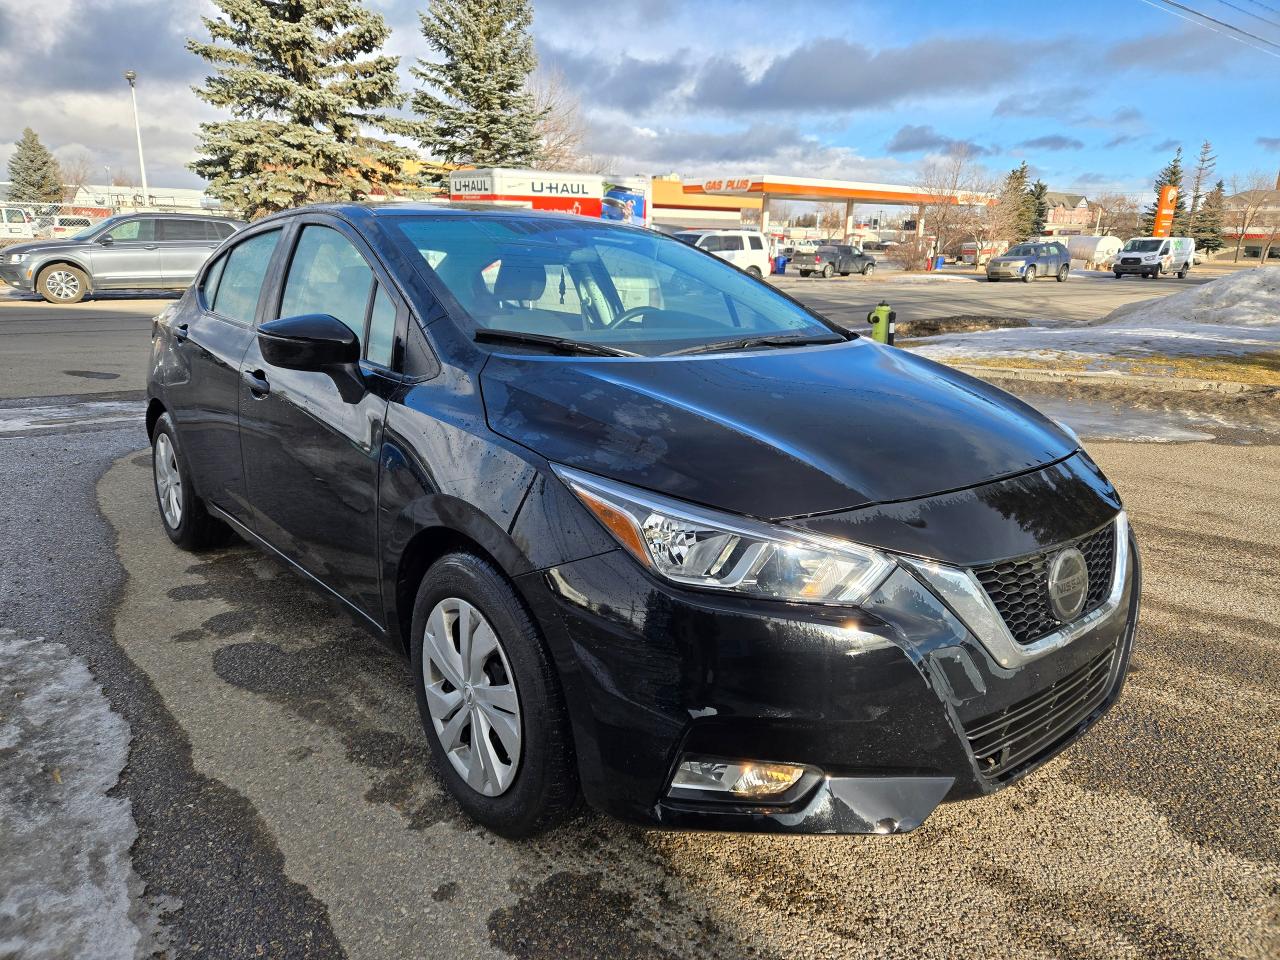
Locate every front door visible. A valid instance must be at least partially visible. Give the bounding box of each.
[157,217,223,288]
[238,218,402,622]
[88,217,164,287]
[168,227,284,526]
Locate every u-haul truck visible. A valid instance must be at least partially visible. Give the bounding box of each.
[448,168,651,227]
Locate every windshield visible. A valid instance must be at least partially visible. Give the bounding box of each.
[1006,244,1040,257]
[392,215,841,356]
[1122,239,1163,253]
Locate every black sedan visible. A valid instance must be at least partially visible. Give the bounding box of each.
[145,203,1139,838]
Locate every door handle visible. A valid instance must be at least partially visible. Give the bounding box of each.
[243,368,271,398]
[144,244,158,250]
[174,322,189,343]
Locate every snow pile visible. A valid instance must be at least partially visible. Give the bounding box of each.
[912,268,1280,363]
[1106,265,1280,327]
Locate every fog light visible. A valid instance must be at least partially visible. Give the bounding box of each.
[670,757,809,799]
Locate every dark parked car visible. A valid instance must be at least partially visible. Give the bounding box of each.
[789,243,875,278]
[146,203,1140,838]
[0,212,244,303]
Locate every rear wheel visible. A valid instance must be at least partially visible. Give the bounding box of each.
[411,552,577,838]
[1177,261,1189,279]
[1056,264,1069,282]
[746,265,762,279]
[37,264,89,304]
[150,412,233,550]
[821,263,834,279]
[799,270,811,277]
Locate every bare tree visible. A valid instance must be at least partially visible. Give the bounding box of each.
[1088,192,1141,238]
[817,201,844,235]
[1226,171,1275,262]
[914,148,992,261]
[954,171,1014,269]
[527,66,588,171]
[58,150,94,202]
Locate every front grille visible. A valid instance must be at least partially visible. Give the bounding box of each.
[965,646,1115,781]
[973,522,1116,646]
[1121,257,1140,265]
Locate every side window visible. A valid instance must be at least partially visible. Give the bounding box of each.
[723,235,745,251]
[212,229,280,324]
[158,219,212,242]
[200,254,227,306]
[1159,242,1170,255]
[105,219,155,242]
[748,235,764,250]
[213,222,236,239]
[279,225,373,340]
[699,236,726,252]
[366,285,397,368]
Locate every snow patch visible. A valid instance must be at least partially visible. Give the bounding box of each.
[0,631,160,959]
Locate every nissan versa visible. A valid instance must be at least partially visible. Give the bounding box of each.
[145,204,1140,838]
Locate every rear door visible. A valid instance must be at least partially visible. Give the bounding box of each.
[167,227,284,526]
[88,217,163,287]
[158,218,223,287]
[237,216,402,622]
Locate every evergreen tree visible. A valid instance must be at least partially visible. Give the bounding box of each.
[188,0,415,219]
[411,0,543,179]
[7,128,64,205]
[1187,139,1216,216]
[999,162,1034,240]
[1141,146,1187,236]
[1193,179,1226,253]
[1027,179,1049,237]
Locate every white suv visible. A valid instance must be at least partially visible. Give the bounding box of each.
[672,229,772,278]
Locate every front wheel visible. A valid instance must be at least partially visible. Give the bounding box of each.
[1022,267,1035,282]
[1056,264,1069,282]
[37,264,89,304]
[151,412,232,550]
[1114,272,1123,279]
[411,553,577,838]
[799,270,811,277]
[862,262,875,276]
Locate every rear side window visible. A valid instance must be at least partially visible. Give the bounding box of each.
[748,235,764,250]
[279,225,373,340]
[213,222,237,239]
[159,219,219,242]
[212,230,280,324]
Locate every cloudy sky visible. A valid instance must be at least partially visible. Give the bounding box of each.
[1,0,1277,199]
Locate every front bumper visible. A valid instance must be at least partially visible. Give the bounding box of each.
[516,515,1140,834]
[1113,260,1161,275]
[986,264,1027,278]
[0,263,31,288]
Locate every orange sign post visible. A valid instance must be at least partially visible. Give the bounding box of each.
[1152,185,1178,238]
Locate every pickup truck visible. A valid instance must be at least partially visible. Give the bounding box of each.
[789,243,875,278]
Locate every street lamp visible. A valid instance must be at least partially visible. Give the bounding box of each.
[123,70,149,204]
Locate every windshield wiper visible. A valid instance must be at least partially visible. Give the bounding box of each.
[667,332,849,356]
[474,328,636,357]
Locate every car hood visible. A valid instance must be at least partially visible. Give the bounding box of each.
[0,238,80,258]
[989,255,1027,265]
[480,339,1077,520]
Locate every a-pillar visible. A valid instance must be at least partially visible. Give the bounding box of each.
[843,199,855,242]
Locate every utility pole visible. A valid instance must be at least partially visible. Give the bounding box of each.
[124,70,149,205]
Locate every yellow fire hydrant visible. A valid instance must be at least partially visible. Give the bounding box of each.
[866,301,896,345]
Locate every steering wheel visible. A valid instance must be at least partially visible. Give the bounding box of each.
[605,305,650,330]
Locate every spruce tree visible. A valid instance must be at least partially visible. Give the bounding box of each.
[1193,179,1226,253]
[7,128,64,205]
[188,0,415,219]
[1187,139,1216,216]
[1141,147,1187,236]
[1027,180,1049,237]
[1000,162,1034,240]
[411,0,543,180]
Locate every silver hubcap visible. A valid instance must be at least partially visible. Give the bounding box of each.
[423,597,521,796]
[45,270,80,300]
[154,433,183,528]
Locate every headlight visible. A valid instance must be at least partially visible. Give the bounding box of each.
[5,253,27,264]
[554,465,895,604]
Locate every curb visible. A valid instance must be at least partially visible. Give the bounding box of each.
[951,364,1273,396]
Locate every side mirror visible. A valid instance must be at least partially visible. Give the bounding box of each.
[258,313,359,371]
[97,235,114,245]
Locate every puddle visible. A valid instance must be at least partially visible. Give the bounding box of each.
[0,400,143,435]
[1027,396,1226,443]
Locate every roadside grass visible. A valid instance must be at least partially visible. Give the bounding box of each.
[940,350,1280,387]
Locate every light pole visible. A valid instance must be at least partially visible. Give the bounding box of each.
[124,70,149,204]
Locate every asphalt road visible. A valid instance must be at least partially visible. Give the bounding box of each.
[1,289,1277,959]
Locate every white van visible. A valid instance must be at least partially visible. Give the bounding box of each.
[672,229,773,278]
[1113,236,1195,279]
[0,205,36,240]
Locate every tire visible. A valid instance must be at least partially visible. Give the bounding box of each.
[821,263,834,279]
[840,271,850,277]
[410,552,577,838]
[150,412,233,550]
[1056,264,1069,282]
[1114,272,1123,279]
[37,264,89,304]
[862,262,875,276]
[1177,262,1189,279]
[1022,266,1035,282]
[746,265,763,279]
[799,270,811,278]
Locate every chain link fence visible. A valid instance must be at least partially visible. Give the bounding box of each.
[0,190,237,247]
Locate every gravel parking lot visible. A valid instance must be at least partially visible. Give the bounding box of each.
[1,289,1277,959]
